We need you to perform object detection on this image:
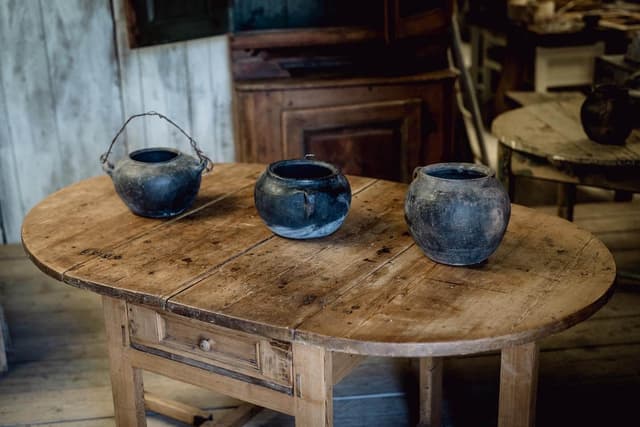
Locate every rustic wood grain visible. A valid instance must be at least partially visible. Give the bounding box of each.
[230,27,383,50]
[21,163,262,282]
[40,0,123,185]
[419,357,442,427]
[111,0,234,159]
[498,342,539,427]
[0,0,65,243]
[23,164,617,359]
[127,346,296,416]
[0,54,21,245]
[21,164,618,427]
[203,403,261,427]
[58,168,372,309]
[331,353,365,386]
[144,392,212,426]
[292,343,333,427]
[168,179,411,339]
[281,99,422,182]
[103,296,147,426]
[234,71,456,177]
[0,0,234,244]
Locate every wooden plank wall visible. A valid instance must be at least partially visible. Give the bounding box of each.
[0,0,234,244]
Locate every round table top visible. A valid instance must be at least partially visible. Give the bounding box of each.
[491,98,640,167]
[22,163,616,357]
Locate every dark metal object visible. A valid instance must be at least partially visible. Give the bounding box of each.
[404,162,511,266]
[101,112,213,218]
[254,156,351,239]
[580,84,633,145]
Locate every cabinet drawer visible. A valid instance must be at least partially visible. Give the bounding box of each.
[127,304,292,389]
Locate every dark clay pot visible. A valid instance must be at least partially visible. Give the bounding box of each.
[106,148,206,218]
[404,163,511,266]
[101,112,212,218]
[580,84,633,145]
[254,158,351,239]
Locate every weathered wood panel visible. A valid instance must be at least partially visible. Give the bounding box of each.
[0,0,235,243]
[0,0,66,243]
[112,0,234,162]
[40,0,124,184]
[0,59,21,245]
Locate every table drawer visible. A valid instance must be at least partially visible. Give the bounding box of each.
[127,304,292,388]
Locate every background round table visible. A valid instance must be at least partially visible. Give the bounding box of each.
[492,97,640,220]
[22,163,616,427]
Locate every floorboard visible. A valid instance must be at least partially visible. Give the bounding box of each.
[1,200,639,426]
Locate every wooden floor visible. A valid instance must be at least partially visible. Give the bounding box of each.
[1,200,639,427]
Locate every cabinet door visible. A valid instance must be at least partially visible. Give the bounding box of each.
[282,99,421,182]
[385,0,452,42]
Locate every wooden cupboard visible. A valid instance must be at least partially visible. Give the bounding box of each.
[231,0,456,182]
[234,71,456,182]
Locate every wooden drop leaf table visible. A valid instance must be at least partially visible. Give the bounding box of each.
[22,163,616,427]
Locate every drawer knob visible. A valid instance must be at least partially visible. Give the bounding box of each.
[198,338,214,352]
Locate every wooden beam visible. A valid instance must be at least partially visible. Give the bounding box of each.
[127,348,295,416]
[103,297,146,426]
[293,343,333,427]
[498,342,539,427]
[144,392,212,426]
[331,352,365,385]
[419,357,443,427]
[201,403,261,427]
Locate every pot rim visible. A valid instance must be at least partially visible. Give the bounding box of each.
[267,158,341,183]
[128,147,182,164]
[419,162,495,181]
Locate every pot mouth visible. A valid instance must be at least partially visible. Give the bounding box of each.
[268,159,339,182]
[421,162,494,181]
[129,148,181,164]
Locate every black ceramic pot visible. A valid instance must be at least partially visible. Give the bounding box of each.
[106,148,206,218]
[254,158,351,239]
[404,163,511,266]
[580,84,633,145]
[101,112,212,218]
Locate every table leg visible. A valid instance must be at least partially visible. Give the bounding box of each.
[498,342,539,427]
[293,343,333,427]
[103,296,147,426]
[498,143,516,202]
[557,183,576,221]
[419,357,443,427]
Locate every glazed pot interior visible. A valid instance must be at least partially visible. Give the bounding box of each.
[273,162,334,180]
[426,167,488,180]
[130,149,178,163]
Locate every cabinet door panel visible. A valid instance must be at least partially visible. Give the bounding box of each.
[282,99,421,182]
[306,127,402,181]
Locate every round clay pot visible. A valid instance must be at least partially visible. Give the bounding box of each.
[404,163,511,266]
[106,148,206,218]
[254,158,351,239]
[580,84,633,145]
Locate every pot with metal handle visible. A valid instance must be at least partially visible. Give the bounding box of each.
[100,112,213,218]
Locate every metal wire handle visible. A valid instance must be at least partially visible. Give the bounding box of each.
[100,111,213,173]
